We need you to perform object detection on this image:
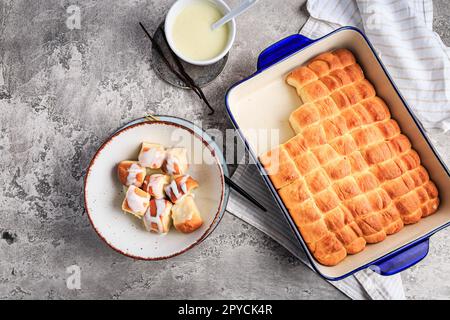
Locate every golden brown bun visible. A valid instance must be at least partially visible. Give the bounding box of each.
[172,195,203,233]
[259,145,300,190]
[142,174,170,199]
[138,142,166,169]
[162,148,189,176]
[117,161,146,188]
[121,185,150,218]
[165,175,199,203]
[143,199,173,234]
[261,48,439,266]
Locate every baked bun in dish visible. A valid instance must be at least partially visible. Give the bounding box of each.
[143,199,173,234]
[260,49,440,266]
[142,174,170,199]
[172,195,203,233]
[121,185,150,218]
[165,175,199,203]
[117,161,146,188]
[162,148,189,176]
[138,142,166,169]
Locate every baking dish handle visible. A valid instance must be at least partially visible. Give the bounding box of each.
[257,34,315,71]
[369,238,429,276]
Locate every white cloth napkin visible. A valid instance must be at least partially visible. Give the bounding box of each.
[301,0,450,131]
[226,164,406,300]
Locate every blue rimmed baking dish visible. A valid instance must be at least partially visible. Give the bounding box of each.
[225,26,450,280]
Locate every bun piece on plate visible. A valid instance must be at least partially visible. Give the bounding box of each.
[117,161,146,188]
[138,142,166,169]
[121,185,150,218]
[165,175,199,203]
[162,148,189,176]
[142,174,170,199]
[143,199,173,234]
[172,195,203,233]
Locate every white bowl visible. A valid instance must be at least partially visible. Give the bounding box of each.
[84,116,229,260]
[164,0,236,66]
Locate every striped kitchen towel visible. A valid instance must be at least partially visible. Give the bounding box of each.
[300,0,450,131]
[226,164,406,300]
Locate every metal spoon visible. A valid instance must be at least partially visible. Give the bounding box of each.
[212,0,259,30]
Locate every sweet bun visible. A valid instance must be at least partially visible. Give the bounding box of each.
[143,199,173,234]
[262,48,440,266]
[171,195,203,233]
[121,185,150,218]
[117,161,146,187]
[138,142,166,169]
[142,174,170,199]
[162,148,189,176]
[165,175,199,203]
[117,142,203,236]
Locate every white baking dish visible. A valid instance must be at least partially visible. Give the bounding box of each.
[225,27,450,280]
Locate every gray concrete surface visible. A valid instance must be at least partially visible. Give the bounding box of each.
[0,0,448,300]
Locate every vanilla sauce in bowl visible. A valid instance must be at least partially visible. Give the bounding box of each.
[165,0,235,65]
[172,1,229,61]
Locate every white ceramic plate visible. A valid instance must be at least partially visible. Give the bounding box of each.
[84,116,229,260]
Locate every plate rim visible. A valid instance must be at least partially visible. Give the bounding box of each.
[84,117,229,260]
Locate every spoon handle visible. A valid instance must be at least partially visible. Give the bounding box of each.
[212,0,259,30]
